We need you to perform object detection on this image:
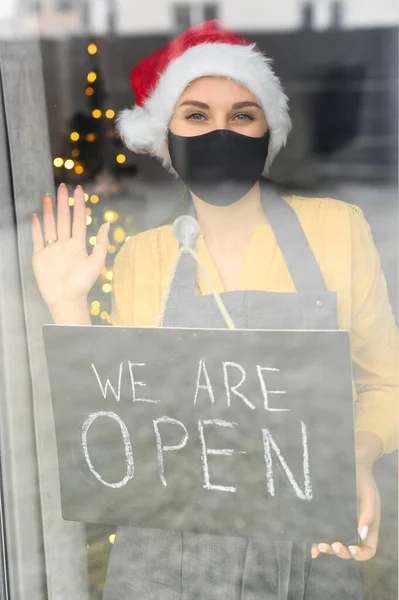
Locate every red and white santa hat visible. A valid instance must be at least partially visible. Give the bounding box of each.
[116,19,291,175]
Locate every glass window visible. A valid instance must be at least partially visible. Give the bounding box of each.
[173,3,192,31]
[24,0,41,13]
[0,3,397,599]
[57,0,74,12]
[204,4,218,21]
[301,1,314,29]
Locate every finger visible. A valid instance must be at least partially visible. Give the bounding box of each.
[89,222,109,267]
[42,193,57,242]
[348,497,380,563]
[311,544,320,559]
[32,213,44,253]
[330,542,353,560]
[71,185,86,244]
[356,509,380,562]
[357,483,380,556]
[358,506,380,545]
[56,183,71,240]
[317,543,335,556]
[358,503,373,542]
[347,523,379,562]
[348,543,377,562]
[357,471,379,541]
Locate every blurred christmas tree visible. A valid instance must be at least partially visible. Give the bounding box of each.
[52,39,140,326]
[56,40,124,185]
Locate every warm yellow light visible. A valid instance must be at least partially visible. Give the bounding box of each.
[70,131,79,141]
[87,44,97,55]
[116,154,126,164]
[86,207,92,216]
[90,194,99,204]
[87,71,97,83]
[102,283,112,293]
[68,197,74,206]
[100,311,109,320]
[89,236,97,245]
[86,216,92,225]
[92,109,102,119]
[53,157,64,167]
[75,165,84,175]
[103,210,119,223]
[113,227,126,243]
[108,245,116,254]
[107,315,112,324]
[85,133,96,142]
[84,193,89,201]
[91,306,100,316]
[64,159,74,170]
[108,534,116,544]
[91,301,100,309]
[106,270,113,281]
[101,267,108,277]
[85,87,94,96]
[71,149,80,158]
[105,109,115,119]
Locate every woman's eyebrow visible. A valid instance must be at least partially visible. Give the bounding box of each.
[179,100,209,109]
[178,100,261,109]
[232,101,262,109]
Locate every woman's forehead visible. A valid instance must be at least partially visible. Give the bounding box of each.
[179,76,258,102]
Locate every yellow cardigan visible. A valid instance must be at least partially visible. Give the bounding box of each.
[110,195,398,454]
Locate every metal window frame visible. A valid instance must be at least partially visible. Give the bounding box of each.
[0,38,88,599]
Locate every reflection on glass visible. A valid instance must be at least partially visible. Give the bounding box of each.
[1,1,396,598]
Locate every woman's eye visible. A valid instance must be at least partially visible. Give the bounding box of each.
[186,113,205,120]
[233,113,255,121]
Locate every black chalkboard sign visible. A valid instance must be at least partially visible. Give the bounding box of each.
[43,325,358,544]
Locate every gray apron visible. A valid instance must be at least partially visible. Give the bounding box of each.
[103,184,363,599]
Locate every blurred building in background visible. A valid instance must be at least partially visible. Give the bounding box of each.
[19,0,395,186]
[0,0,398,37]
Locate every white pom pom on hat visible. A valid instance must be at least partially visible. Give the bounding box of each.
[116,19,292,176]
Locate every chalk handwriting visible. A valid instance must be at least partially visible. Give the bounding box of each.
[222,362,256,410]
[81,411,134,488]
[91,362,123,402]
[153,416,189,486]
[193,358,215,405]
[128,361,159,403]
[256,366,288,412]
[262,420,312,500]
[198,419,245,492]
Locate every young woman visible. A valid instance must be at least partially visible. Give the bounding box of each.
[32,20,397,600]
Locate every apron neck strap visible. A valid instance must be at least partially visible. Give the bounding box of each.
[179,181,328,294]
[259,182,328,292]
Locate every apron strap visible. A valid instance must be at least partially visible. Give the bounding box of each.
[167,249,197,304]
[168,182,328,303]
[260,182,328,293]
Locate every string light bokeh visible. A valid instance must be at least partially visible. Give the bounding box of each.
[52,39,130,326]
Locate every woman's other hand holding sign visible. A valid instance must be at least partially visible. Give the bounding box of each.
[311,431,383,561]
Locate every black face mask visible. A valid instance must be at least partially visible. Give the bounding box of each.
[167,128,270,206]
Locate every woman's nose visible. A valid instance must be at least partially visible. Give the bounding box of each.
[213,118,232,131]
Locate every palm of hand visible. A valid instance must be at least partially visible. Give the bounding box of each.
[31,184,109,309]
